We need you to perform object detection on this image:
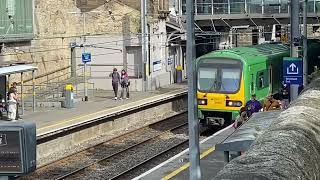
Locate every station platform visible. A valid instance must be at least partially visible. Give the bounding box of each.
[134,110,282,180]
[2,82,187,136]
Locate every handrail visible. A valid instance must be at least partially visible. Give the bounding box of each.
[22,65,71,84]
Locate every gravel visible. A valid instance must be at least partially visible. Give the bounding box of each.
[20,112,187,180]
[35,110,186,167]
[66,130,189,179]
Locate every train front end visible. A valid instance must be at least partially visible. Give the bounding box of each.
[197,57,245,127]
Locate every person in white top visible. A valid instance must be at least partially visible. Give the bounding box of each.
[7,89,17,121]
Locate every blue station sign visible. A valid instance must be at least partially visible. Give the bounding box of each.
[283,57,303,85]
[82,52,91,63]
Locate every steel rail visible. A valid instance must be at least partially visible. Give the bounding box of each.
[109,126,211,179]
[109,139,189,180]
[36,111,186,171]
[54,114,188,180]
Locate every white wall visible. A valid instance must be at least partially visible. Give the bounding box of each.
[75,34,143,91]
[148,19,174,90]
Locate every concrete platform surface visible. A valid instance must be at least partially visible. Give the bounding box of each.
[2,83,187,136]
[133,125,235,180]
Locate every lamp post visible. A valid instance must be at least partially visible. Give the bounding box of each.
[186,0,201,179]
[141,0,148,91]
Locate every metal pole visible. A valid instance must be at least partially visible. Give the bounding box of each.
[32,70,35,112]
[290,0,300,57]
[141,0,148,91]
[186,0,201,179]
[83,13,88,101]
[290,0,301,101]
[20,73,24,115]
[71,46,76,78]
[303,0,308,86]
[84,63,88,101]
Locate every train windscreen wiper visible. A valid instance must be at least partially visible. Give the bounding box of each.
[204,80,217,97]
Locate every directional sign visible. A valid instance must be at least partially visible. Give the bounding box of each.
[82,52,91,63]
[283,57,303,85]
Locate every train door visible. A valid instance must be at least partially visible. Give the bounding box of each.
[249,64,268,101]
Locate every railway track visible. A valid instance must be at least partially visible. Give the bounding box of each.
[110,139,189,180]
[110,124,212,180]
[20,112,188,180]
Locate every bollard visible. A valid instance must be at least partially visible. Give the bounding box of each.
[62,83,74,108]
[176,65,183,83]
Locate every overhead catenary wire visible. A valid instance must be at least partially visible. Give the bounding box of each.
[0,28,291,58]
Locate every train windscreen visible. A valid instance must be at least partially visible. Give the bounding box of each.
[198,59,242,93]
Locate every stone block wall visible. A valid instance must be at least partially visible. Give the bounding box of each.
[0,0,140,87]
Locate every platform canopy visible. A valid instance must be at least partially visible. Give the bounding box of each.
[0,65,38,76]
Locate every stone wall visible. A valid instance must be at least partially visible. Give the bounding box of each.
[0,0,140,86]
[236,28,253,47]
[214,77,320,180]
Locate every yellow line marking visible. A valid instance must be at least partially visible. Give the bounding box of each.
[161,147,215,180]
[37,89,186,132]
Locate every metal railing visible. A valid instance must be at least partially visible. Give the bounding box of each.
[182,0,320,15]
[17,63,143,110]
[20,65,96,108]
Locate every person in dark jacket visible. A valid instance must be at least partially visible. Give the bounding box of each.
[109,68,120,100]
[281,83,290,109]
[120,69,130,99]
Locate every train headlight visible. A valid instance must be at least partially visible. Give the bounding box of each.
[226,100,242,107]
[198,99,207,105]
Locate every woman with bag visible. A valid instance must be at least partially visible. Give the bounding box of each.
[120,69,130,100]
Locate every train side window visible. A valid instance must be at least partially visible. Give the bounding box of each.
[250,73,254,94]
[257,70,268,89]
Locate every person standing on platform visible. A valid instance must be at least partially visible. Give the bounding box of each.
[281,83,290,109]
[120,69,130,100]
[7,88,17,121]
[10,82,21,120]
[109,68,120,100]
[245,94,262,118]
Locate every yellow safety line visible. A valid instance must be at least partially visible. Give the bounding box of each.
[161,147,215,180]
[37,89,186,132]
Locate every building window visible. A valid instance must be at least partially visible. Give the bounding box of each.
[6,0,15,16]
[213,0,228,14]
[197,0,212,15]
[230,0,246,14]
[182,0,187,14]
[247,0,262,14]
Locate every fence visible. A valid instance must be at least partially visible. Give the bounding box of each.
[183,0,320,15]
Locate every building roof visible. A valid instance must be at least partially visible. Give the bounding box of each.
[0,65,37,76]
[198,43,290,65]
